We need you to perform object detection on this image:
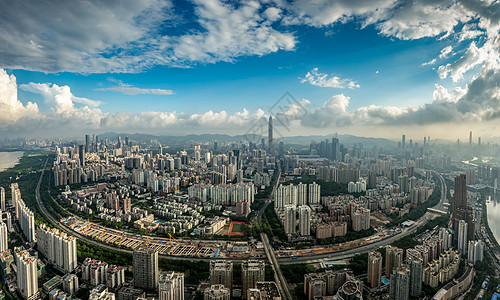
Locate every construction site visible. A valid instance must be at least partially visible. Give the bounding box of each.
[62,217,222,258]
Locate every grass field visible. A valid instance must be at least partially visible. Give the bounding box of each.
[229,221,245,236]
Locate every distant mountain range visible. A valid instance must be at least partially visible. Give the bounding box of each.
[98,132,397,148]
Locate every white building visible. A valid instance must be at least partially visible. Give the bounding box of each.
[468,240,484,264]
[15,249,39,300]
[158,271,184,300]
[0,222,8,252]
[308,182,321,205]
[37,224,78,272]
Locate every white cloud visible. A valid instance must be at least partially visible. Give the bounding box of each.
[421,58,437,66]
[300,68,359,89]
[439,46,454,59]
[97,80,174,95]
[437,41,489,82]
[0,69,39,123]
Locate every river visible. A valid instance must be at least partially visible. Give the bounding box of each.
[486,191,500,244]
[0,151,24,172]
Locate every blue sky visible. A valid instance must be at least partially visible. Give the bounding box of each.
[0,0,499,140]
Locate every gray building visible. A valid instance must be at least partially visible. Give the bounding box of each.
[133,246,158,290]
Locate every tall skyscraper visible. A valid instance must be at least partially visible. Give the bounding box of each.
[210,260,233,292]
[241,260,265,298]
[268,116,273,155]
[299,205,311,236]
[284,205,296,235]
[389,266,410,300]
[452,174,467,234]
[469,131,472,146]
[15,249,39,299]
[78,144,85,167]
[0,187,4,211]
[457,220,468,255]
[158,271,184,300]
[0,222,7,252]
[407,254,423,298]
[385,246,403,277]
[308,182,320,205]
[85,134,90,153]
[133,246,158,290]
[468,240,484,264]
[402,135,406,150]
[368,251,382,288]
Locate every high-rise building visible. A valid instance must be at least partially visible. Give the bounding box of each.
[284,205,296,235]
[210,260,233,292]
[0,222,7,252]
[452,174,473,245]
[15,249,39,299]
[133,246,158,290]
[469,131,472,146]
[402,135,406,150]
[85,134,91,153]
[204,284,231,300]
[63,274,79,296]
[241,260,265,298]
[368,251,382,288]
[389,266,410,300]
[297,183,307,206]
[36,224,78,272]
[457,220,468,255]
[407,254,423,298]
[468,240,484,264]
[11,183,20,219]
[158,271,184,300]
[78,144,85,167]
[308,182,320,205]
[0,187,4,211]
[268,116,273,155]
[299,205,311,236]
[385,246,403,277]
[18,200,36,244]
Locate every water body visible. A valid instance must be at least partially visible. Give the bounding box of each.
[0,151,24,172]
[486,191,500,244]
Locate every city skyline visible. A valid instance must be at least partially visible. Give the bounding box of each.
[0,1,499,139]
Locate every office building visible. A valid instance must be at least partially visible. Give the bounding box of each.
[133,246,158,290]
[78,145,85,167]
[389,266,410,300]
[241,260,265,298]
[15,249,39,300]
[385,246,403,277]
[158,271,184,300]
[367,251,382,289]
[204,284,230,300]
[0,222,7,252]
[37,224,78,272]
[299,205,311,236]
[210,260,233,292]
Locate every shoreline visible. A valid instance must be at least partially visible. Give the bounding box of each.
[0,151,24,173]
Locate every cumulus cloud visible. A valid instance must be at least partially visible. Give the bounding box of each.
[0,69,39,123]
[300,68,359,89]
[97,79,174,95]
[437,42,490,82]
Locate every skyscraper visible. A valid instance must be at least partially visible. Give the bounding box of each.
[241,260,265,298]
[133,246,158,290]
[452,174,467,234]
[0,222,7,252]
[85,134,90,153]
[36,224,78,272]
[385,246,403,277]
[469,131,472,146]
[0,187,4,211]
[407,254,423,298]
[402,135,406,150]
[78,144,85,167]
[299,205,311,236]
[15,249,39,299]
[284,205,296,235]
[389,266,410,300]
[268,116,273,155]
[210,260,233,292]
[158,271,184,300]
[368,251,382,288]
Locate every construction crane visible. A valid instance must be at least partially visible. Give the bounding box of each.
[119,232,125,246]
[167,233,178,245]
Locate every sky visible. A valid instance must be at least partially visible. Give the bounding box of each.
[0,0,499,141]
